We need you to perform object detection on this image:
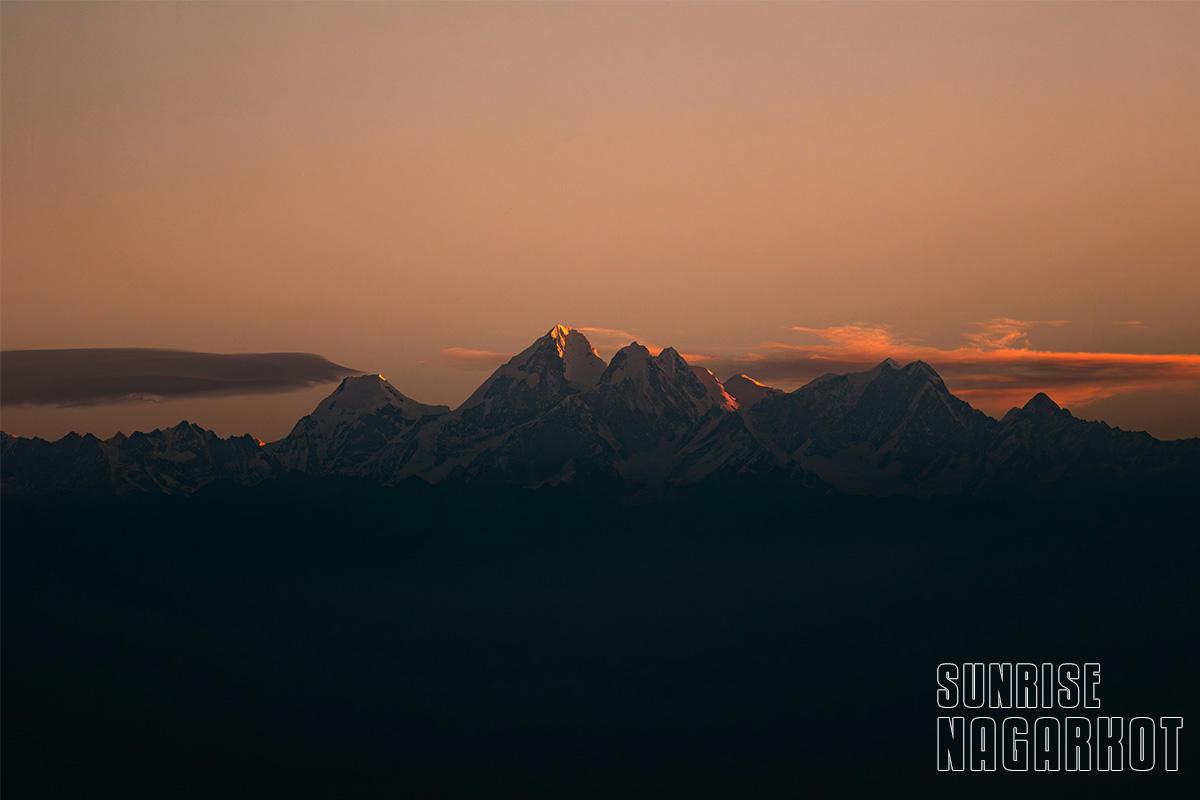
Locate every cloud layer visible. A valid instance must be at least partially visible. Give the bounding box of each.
[1,349,358,406]
[707,320,1200,416]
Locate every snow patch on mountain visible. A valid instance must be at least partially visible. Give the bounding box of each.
[723,374,781,409]
[690,366,738,411]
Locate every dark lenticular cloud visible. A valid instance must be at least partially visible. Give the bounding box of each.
[0,349,359,406]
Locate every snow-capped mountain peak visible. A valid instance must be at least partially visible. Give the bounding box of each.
[655,347,686,370]
[599,342,654,386]
[313,374,447,428]
[460,325,606,413]
[599,343,716,416]
[902,360,945,387]
[1023,392,1062,415]
[271,374,449,473]
[809,358,945,402]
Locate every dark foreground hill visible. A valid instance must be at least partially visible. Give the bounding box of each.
[4,478,1198,796]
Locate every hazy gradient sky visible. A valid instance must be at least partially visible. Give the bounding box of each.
[3,2,1199,436]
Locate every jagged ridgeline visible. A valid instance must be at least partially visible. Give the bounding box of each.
[3,325,1199,496]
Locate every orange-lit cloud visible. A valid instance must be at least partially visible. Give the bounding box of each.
[576,326,660,357]
[441,347,510,370]
[711,320,1200,417]
[961,317,1068,349]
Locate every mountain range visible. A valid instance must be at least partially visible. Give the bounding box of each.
[4,325,1198,497]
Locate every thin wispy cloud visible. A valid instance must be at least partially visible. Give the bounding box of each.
[441,347,511,370]
[576,326,712,363]
[575,326,661,357]
[574,326,642,344]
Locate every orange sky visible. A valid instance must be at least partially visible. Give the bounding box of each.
[3,2,1199,437]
